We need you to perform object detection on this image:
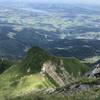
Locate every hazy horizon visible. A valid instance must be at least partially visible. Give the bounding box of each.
[1,0,100,5]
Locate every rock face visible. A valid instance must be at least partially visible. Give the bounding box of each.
[52,82,100,95]
[87,64,100,78]
[41,60,73,86]
[40,79,100,95]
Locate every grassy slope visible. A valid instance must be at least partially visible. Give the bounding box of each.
[63,57,89,77]
[9,88,100,100]
[9,78,100,100]
[0,47,89,99]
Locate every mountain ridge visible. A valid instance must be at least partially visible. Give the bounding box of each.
[0,46,89,99]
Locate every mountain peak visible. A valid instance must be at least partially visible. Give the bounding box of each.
[20,46,54,74]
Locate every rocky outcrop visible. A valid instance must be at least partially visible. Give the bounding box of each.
[53,82,100,95]
[41,60,73,87]
[86,64,100,78]
[38,79,100,95]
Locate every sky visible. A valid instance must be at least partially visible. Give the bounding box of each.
[1,0,100,5]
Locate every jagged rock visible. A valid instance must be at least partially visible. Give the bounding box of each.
[49,82,100,95]
[86,64,100,78]
[41,60,73,86]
